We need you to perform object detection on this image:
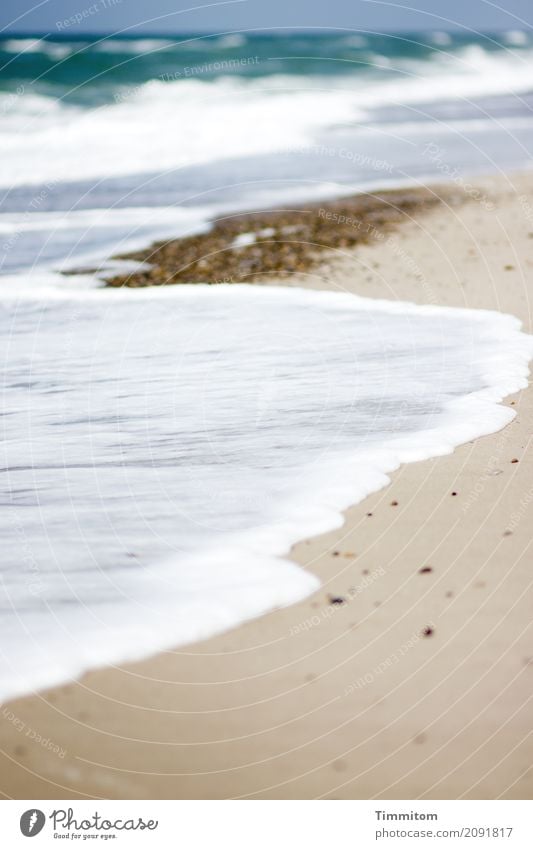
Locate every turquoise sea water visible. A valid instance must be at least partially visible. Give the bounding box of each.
[0,30,532,272]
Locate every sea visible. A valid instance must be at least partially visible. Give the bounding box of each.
[0,31,532,700]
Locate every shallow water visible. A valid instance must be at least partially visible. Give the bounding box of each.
[0,283,531,701]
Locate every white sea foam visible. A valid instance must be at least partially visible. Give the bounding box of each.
[0,77,357,186]
[0,283,531,702]
[2,37,74,58]
[92,38,176,53]
[503,31,529,46]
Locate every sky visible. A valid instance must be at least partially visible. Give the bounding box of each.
[1,0,532,35]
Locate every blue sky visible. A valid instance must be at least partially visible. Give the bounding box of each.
[2,0,532,35]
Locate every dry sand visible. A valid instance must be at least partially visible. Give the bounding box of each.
[1,172,533,800]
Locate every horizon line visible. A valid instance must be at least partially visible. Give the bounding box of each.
[1,26,530,38]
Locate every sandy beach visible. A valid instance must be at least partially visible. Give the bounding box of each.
[1,172,532,800]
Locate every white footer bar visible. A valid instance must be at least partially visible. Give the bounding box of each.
[1,799,531,848]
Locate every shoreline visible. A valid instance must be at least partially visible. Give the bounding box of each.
[2,172,533,799]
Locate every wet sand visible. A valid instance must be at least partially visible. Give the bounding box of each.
[1,172,533,799]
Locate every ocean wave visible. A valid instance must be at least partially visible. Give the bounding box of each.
[0,76,362,186]
[1,41,532,187]
[183,33,248,50]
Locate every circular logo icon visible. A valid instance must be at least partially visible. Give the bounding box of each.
[20,810,45,837]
